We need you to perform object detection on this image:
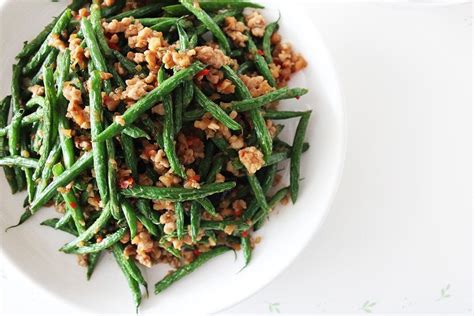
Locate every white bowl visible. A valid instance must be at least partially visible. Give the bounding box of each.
[0,0,346,314]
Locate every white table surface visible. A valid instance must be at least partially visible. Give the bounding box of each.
[0,1,472,315]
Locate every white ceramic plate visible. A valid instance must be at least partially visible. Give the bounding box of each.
[0,0,345,314]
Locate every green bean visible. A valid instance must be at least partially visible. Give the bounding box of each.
[1,113,40,143]
[111,244,142,311]
[87,251,102,280]
[263,110,308,120]
[31,49,59,86]
[201,220,250,232]
[66,227,127,254]
[96,62,205,142]
[0,156,38,169]
[26,96,45,109]
[231,88,308,112]
[237,61,254,75]
[263,142,309,166]
[193,85,241,131]
[90,3,113,58]
[112,242,148,296]
[190,201,201,243]
[180,0,231,54]
[222,65,272,159]
[262,164,278,194]
[252,187,289,226]
[183,108,205,122]
[108,3,165,21]
[121,182,236,201]
[21,137,35,204]
[137,213,160,237]
[112,51,138,75]
[119,199,137,239]
[195,9,239,36]
[205,155,224,183]
[60,205,111,252]
[30,152,93,213]
[159,238,182,258]
[241,234,251,268]
[0,96,17,194]
[89,70,109,206]
[121,133,139,180]
[123,126,151,140]
[139,17,177,27]
[241,199,258,221]
[159,67,186,178]
[247,174,269,214]
[35,143,61,196]
[290,111,311,203]
[197,198,218,217]
[54,211,72,230]
[52,163,86,233]
[248,38,276,87]
[23,9,72,75]
[151,19,179,32]
[175,202,185,239]
[101,0,126,17]
[198,141,214,179]
[268,186,289,209]
[56,49,76,169]
[105,137,121,220]
[81,19,112,93]
[32,66,56,181]
[155,246,231,294]
[40,218,78,236]
[164,2,263,16]
[10,62,26,189]
[262,17,279,64]
[174,22,190,134]
[108,61,126,88]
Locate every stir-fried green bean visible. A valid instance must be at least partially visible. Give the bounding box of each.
[121,182,236,201]
[290,111,311,202]
[164,2,263,16]
[95,62,205,142]
[180,0,231,54]
[231,87,308,112]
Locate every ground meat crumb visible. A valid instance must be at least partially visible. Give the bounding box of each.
[238,146,265,175]
[239,74,274,97]
[160,210,177,234]
[195,46,231,69]
[63,83,90,129]
[28,85,44,96]
[159,170,181,187]
[224,16,248,47]
[122,76,154,101]
[245,11,266,38]
[48,33,67,51]
[184,169,200,189]
[272,42,308,86]
[77,255,88,267]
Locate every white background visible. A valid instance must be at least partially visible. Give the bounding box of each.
[0,0,472,315]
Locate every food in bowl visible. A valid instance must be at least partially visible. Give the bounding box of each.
[0,0,311,309]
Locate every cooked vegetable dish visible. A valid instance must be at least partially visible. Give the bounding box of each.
[0,0,311,309]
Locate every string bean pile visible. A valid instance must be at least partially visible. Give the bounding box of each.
[1,0,311,310]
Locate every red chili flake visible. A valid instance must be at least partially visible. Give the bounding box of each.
[296,96,300,100]
[108,41,120,51]
[96,236,104,243]
[196,68,210,77]
[242,230,249,238]
[193,249,201,257]
[257,49,264,56]
[190,174,201,182]
[69,201,77,209]
[119,176,135,189]
[234,209,243,217]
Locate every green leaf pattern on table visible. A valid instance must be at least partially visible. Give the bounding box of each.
[436,284,451,301]
[361,300,377,313]
[268,302,280,313]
